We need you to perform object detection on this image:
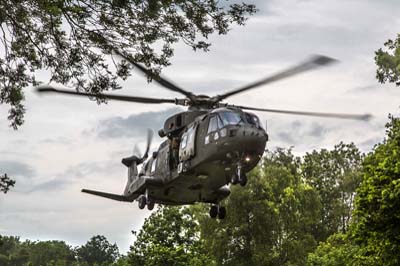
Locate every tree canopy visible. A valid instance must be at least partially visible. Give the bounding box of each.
[127,205,212,266]
[191,146,363,266]
[76,235,120,266]
[351,114,400,266]
[0,0,256,129]
[302,142,363,241]
[194,149,321,266]
[0,173,15,193]
[307,113,400,266]
[375,34,400,87]
[0,234,119,266]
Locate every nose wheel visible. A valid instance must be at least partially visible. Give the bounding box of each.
[231,164,247,187]
[209,205,226,219]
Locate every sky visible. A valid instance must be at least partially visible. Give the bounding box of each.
[1,0,400,254]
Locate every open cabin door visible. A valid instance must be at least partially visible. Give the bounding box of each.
[179,124,197,162]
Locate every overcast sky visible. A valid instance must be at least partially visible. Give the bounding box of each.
[1,0,400,253]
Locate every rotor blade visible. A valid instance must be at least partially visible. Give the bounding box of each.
[231,105,372,121]
[36,86,177,104]
[113,49,195,100]
[143,129,154,159]
[133,144,142,158]
[214,55,337,102]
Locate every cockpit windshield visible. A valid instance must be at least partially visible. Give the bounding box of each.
[245,112,261,128]
[218,111,242,126]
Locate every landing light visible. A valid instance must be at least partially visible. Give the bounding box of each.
[245,157,251,162]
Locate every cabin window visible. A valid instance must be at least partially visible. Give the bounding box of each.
[187,126,195,143]
[151,158,157,173]
[219,112,242,126]
[207,116,218,133]
[180,134,188,149]
[180,124,197,161]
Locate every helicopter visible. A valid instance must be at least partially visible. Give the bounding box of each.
[36,52,371,219]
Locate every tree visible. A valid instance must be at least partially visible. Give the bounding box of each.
[127,205,212,266]
[351,114,400,266]
[0,1,256,129]
[308,114,400,266]
[306,233,372,266]
[26,240,75,266]
[0,173,15,193]
[375,34,400,86]
[76,235,119,266]
[0,236,29,266]
[301,142,363,242]
[195,149,321,266]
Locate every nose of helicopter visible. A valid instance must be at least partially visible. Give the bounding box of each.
[220,124,268,159]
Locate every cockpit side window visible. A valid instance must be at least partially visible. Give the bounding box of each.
[219,111,242,126]
[207,116,219,133]
[245,112,261,128]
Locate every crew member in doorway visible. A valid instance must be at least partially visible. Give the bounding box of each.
[170,137,180,169]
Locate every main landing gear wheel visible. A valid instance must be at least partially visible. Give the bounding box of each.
[138,195,146,210]
[209,205,226,219]
[218,206,226,219]
[138,195,156,210]
[239,174,247,187]
[147,199,155,210]
[209,205,218,218]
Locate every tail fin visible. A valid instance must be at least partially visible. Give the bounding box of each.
[81,189,133,202]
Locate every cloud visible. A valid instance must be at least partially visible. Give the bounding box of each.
[275,120,328,145]
[29,161,121,192]
[0,160,35,179]
[94,107,183,139]
[40,136,72,145]
[29,179,73,193]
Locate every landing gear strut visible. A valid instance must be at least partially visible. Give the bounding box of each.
[209,205,226,219]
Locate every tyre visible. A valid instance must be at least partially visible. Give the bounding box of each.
[239,174,247,187]
[209,205,218,218]
[147,199,155,210]
[138,196,146,210]
[218,206,226,220]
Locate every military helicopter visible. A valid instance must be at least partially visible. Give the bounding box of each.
[36,52,371,219]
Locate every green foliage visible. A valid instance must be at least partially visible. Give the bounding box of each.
[127,205,212,266]
[194,149,321,266]
[76,235,119,266]
[375,34,400,86]
[0,1,256,129]
[25,240,75,266]
[0,236,29,266]
[351,114,400,266]
[0,173,15,193]
[306,233,373,266]
[0,235,119,266]
[302,142,363,241]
